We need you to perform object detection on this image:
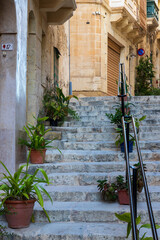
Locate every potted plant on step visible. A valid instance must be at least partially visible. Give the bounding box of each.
[97,179,117,202]
[116,175,129,205]
[0,152,53,229]
[19,116,60,164]
[42,86,79,126]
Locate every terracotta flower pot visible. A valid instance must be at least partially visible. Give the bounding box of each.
[30,149,46,164]
[118,189,130,205]
[4,199,36,229]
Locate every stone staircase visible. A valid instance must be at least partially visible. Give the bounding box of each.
[2,96,160,239]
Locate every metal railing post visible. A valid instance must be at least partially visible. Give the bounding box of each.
[132,117,159,240]
[122,117,138,240]
[133,167,138,220]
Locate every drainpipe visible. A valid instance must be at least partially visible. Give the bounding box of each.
[69,20,72,95]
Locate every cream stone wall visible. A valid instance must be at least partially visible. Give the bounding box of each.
[0,0,73,172]
[70,1,137,97]
[0,0,28,173]
[27,0,70,124]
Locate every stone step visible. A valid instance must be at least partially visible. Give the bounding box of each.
[0,221,132,240]
[52,131,160,142]
[29,161,160,175]
[73,109,160,117]
[45,149,160,163]
[47,126,160,135]
[41,185,160,203]
[71,103,160,112]
[4,221,160,240]
[46,172,160,186]
[55,140,160,151]
[70,96,160,105]
[32,201,160,224]
[62,119,160,127]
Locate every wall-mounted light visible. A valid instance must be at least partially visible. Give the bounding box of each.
[126,53,136,60]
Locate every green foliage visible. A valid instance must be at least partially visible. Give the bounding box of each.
[147,87,160,96]
[114,115,146,147]
[106,103,134,126]
[115,126,135,147]
[135,57,155,96]
[106,108,123,126]
[116,175,128,191]
[133,163,147,193]
[115,212,160,239]
[42,86,79,124]
[0,208,11,237]
[97,179,117,202]
[0,151,53,222]
[135,116,146,134]
[18,116,58,150]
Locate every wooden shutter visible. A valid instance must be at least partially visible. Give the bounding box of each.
[107,38,121,96]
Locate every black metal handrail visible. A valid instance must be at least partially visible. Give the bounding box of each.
[132,116,159,240]
[122,117,138,240]
[118,63,158,239]
[122,116,159,240]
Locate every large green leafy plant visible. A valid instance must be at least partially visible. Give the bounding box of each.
[19,116,56,150]
[135,57,155,96]
[115,212,160,239]
[42,86,79,125]
[0,151,52,222]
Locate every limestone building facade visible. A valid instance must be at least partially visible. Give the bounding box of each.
[70,0,148,97]
[0,0,76,173]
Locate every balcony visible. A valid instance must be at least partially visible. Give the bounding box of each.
[147,0,159,29]
[39,0,77,25]
[109,0,146,43]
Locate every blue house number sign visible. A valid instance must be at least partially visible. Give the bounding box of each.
[137,48,145,56]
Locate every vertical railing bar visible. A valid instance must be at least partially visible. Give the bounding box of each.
[122,117,137,240]
[132,116,158,240]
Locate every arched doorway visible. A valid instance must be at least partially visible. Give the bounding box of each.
[0,0,17,173]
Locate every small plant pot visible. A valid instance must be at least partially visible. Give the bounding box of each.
[118,190,130,205]
[4,199,36,229]
[30,149,46,164]
[49,119,58,126]
[120,141,133,153]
